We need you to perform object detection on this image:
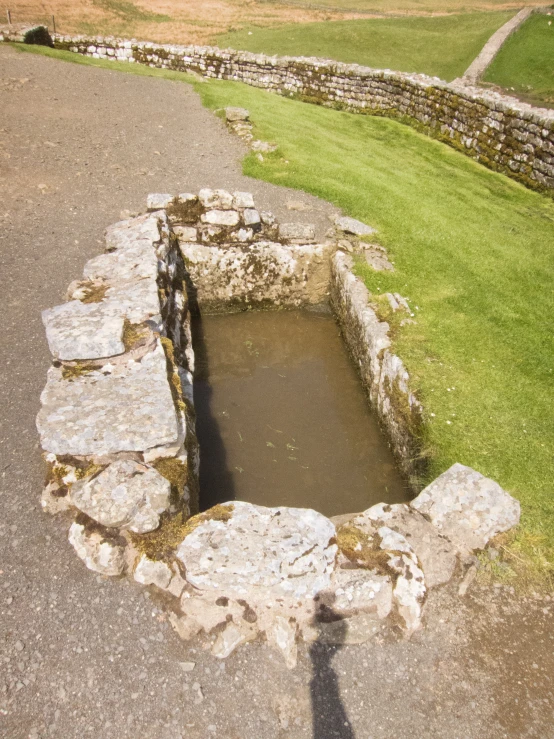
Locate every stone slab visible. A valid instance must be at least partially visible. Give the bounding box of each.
[70,459,171,533]
[334,216,376,236]
[177,501,337,601]
[37,341,179,456]
[42,301,125,361]
[411,463,521,554]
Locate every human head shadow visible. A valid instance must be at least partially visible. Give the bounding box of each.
[187,274,237,509]
[309,592,356,739]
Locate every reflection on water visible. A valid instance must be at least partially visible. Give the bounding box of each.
[193,309,409,517]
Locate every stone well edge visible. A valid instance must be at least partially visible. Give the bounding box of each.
[33,189,522,664]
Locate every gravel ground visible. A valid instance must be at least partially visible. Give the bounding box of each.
[0,45,553,739]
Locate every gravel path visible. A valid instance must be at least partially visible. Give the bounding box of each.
[0,45,553,739]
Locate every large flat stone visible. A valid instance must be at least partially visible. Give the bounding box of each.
[105,213,161,251]
[83,240,158,283]
[177,502,337,601]
[42,301,125,361]
[411,463,521,554]
[70,459,171,533]
[37,341,179,456]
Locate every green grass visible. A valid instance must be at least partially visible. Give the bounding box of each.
[214,12,512,81]
[484,13,554,108]
[12,44,554,583]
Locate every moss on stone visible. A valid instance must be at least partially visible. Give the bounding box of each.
[336,524,395,578]
[79,282,109,304]
[61,361,97,381]
[122,319,149,352]
[160,336,186,413]
[129,503,233,562]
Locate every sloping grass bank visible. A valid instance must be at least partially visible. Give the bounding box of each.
[214,12,512,81]
[12,44,554,585]
[484,13,554,109]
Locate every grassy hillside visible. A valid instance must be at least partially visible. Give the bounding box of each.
[14,44,554,586]
[484,13,554,108]
[214,12,512,81]
[7,0,543,46]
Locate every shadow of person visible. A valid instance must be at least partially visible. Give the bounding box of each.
[309,592,356,739]
[186,273,237,509]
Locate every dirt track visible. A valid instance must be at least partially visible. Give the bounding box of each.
[0,45,553,739]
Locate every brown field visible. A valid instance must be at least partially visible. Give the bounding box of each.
[4,0,547,46]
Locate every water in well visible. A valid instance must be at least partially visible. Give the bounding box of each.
[192,309,409,518]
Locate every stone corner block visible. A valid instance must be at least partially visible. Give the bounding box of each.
[411,463,521,554]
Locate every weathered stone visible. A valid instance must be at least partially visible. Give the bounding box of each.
[211,622,253,659]
[343,515,426,633]
[37,341,179,456]
[146,193,173,210]
[243,208,261,226]
[411,463,521,554]
[70,460,171,533]
[360,502,458,588]
[232,191,255,209]
[180,241,332,310]
[174,226,198,242]
[177,502,337,601]
[260,211,275,226]
[278,222,316,243]
[266,616,298,669]
[330,568,393,618]
[235,228,253,242]
[134,554,172,588]
[225,107,249,122]
[198,188,234,210]
[68,522,125,576]
[105,213,161,252]
[83,239,158,283]
[201,210,240,227]
[364,246,394,272]
[251,140,277,153]
[335,216,376,236]
[42,301,125,361]
[102,277,161,324]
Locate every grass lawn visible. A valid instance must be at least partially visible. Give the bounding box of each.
[214,12,512,81]
[12,44,554,585]
[484,13,554,109]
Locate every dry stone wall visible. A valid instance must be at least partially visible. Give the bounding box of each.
[41,32,554,194]
[37,209,199,577]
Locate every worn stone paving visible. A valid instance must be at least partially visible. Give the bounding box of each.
[1,45,553,739]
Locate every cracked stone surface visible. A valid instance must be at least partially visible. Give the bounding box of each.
[411,463,521,554]
[177,502,337,601]
[36,341,179,456]
[70,459,171,533]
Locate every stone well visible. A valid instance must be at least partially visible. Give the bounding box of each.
[36,189,520,667]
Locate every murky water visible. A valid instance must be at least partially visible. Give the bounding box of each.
[192,309,409,517]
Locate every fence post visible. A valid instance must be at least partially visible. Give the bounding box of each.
[52,15,56,35]
[7,9,12,26]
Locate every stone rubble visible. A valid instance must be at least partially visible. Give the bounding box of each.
[35,189,522,669]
